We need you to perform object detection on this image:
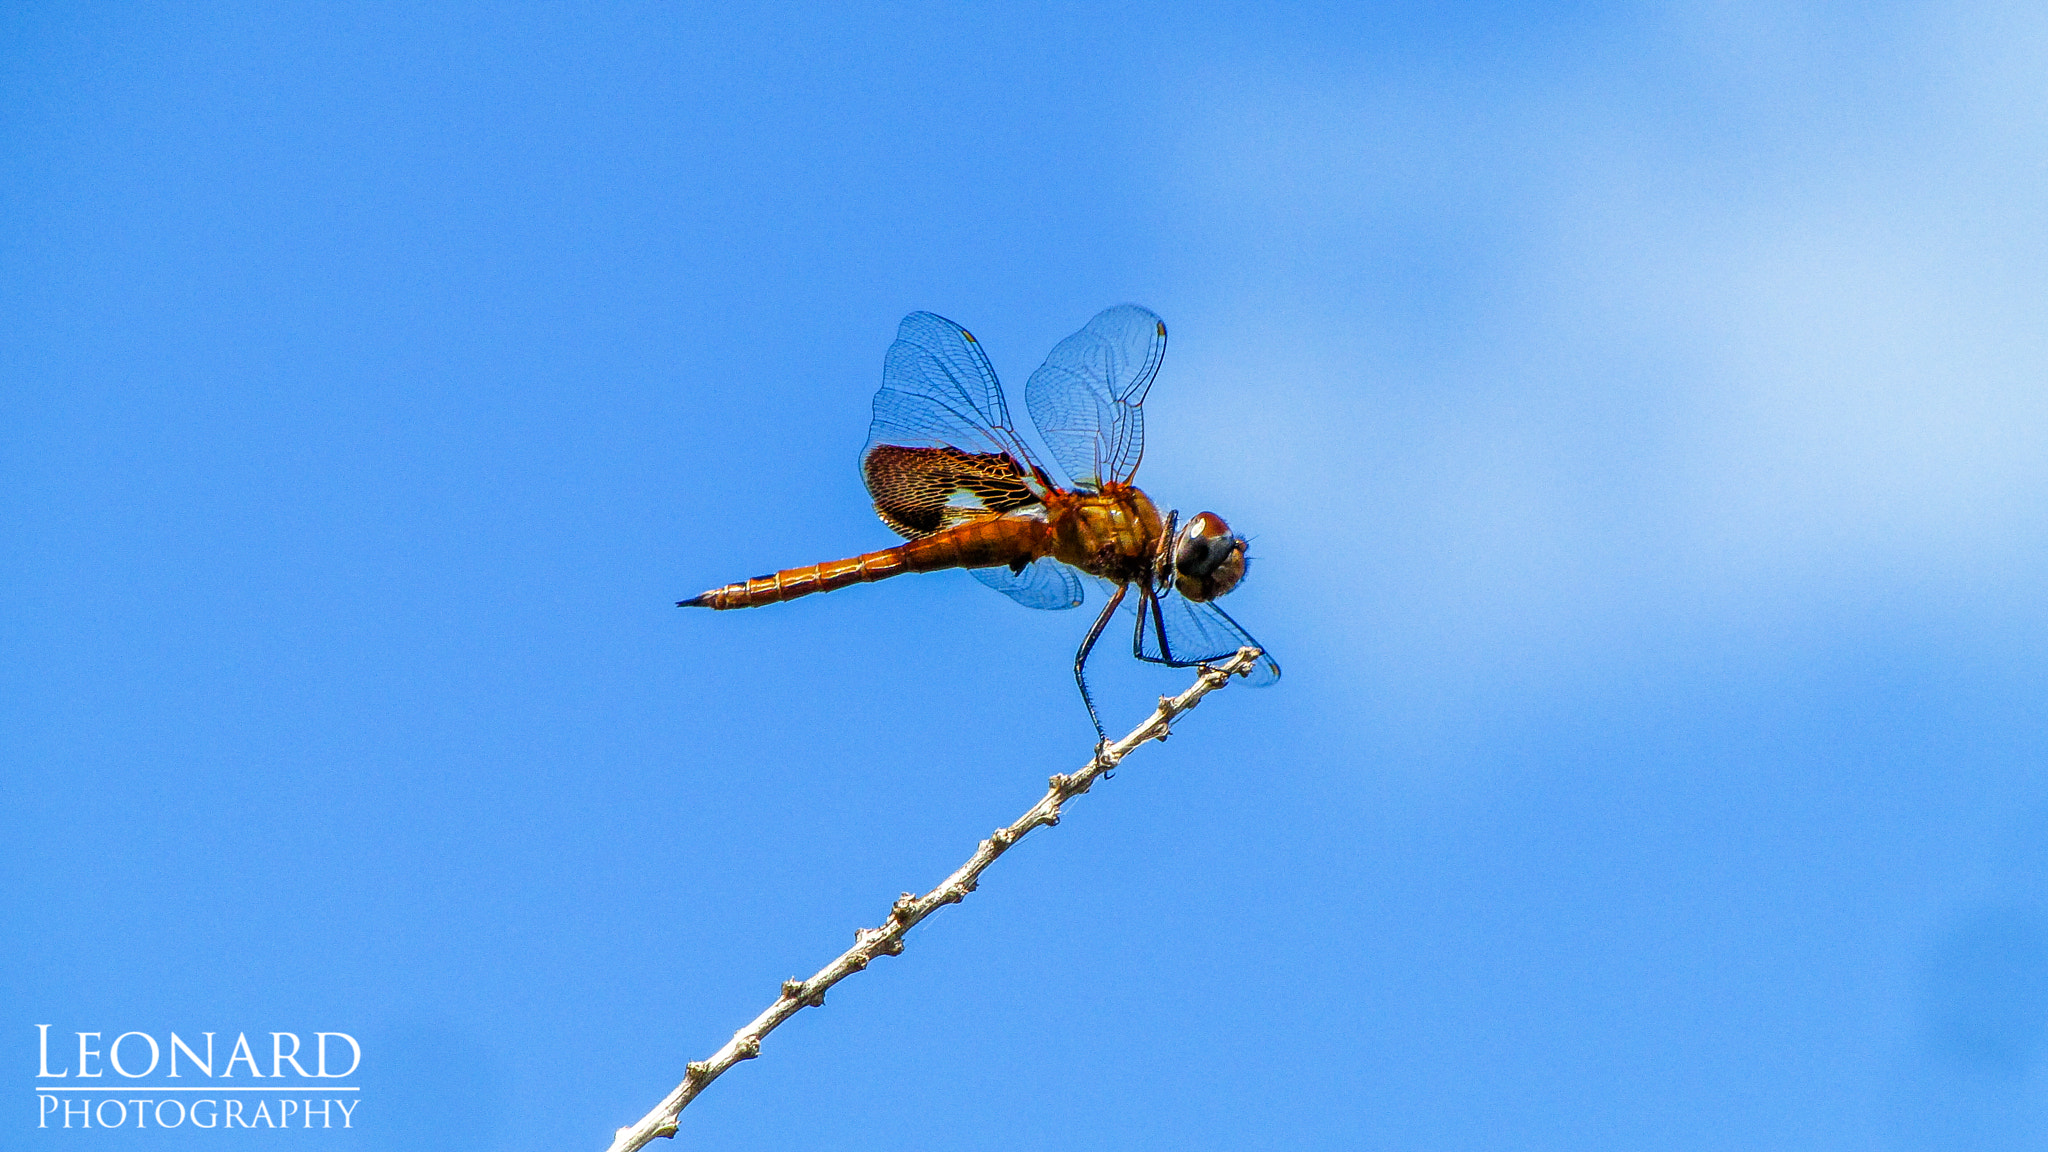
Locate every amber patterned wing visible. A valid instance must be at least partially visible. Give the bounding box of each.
[862,443,1040,537]
[862,312,1080,612]
[862,311,1053,535]
[1024,305,1167,489]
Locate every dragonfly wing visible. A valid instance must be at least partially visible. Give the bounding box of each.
[1135,589,1281,686]
[972,556,1085,611]
[863,444,1041,539]
[864,311,1050,539]
[1024,304,1166,489]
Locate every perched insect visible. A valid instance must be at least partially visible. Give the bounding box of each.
[681,305,1279,743]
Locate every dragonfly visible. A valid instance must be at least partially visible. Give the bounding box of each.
[679,305,1280,744]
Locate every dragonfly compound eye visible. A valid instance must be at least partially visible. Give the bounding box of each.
[1173,511,1247,602]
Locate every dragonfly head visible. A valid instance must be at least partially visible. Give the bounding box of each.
[1172,511,1248,603]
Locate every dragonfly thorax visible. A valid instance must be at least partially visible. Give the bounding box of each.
[1045,484,1165,587]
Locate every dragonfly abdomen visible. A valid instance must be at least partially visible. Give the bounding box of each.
[679,516,1049,610]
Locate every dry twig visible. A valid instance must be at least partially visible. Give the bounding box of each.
[601,647,1265,1152]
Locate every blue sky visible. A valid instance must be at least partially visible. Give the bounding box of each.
[6,2,2047,1148]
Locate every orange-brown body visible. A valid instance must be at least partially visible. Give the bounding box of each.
[683,484,1165,610]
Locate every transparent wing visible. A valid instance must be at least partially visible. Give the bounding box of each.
[863,311,1053,539]
[1024,304,1166,489]
[971,556,1085,611]
[1133,588,1281,686]
[866,310,1042,473]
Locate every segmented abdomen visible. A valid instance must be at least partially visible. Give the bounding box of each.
[679,516,1050,610]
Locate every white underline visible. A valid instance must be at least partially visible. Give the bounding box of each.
[33,1086,360,1092]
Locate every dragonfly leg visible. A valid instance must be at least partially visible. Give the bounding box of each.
[1149,587,1193,665]
[1074,582,1128,747]
[1131,583,1198,669]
